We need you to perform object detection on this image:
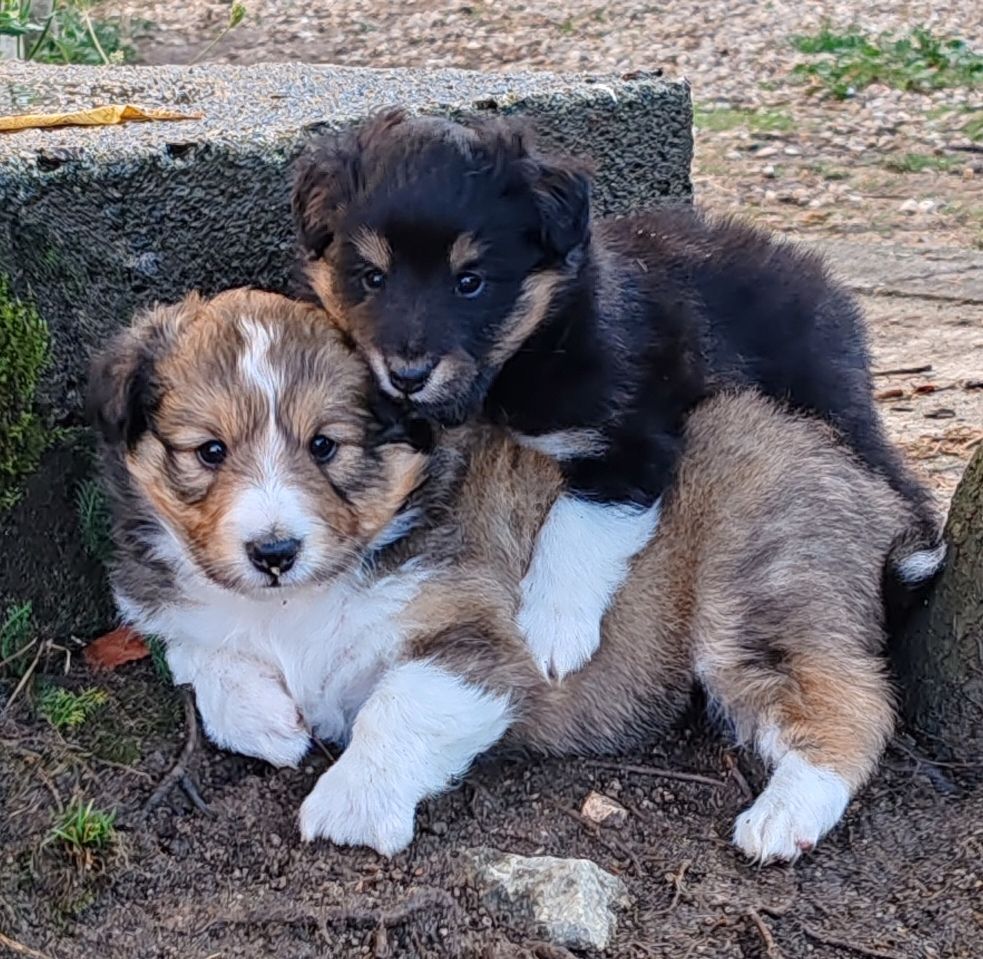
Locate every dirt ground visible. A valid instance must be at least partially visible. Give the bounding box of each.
[2,664,982,959]
[2,2,982,957]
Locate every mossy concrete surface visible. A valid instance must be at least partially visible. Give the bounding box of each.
[0,62,692,639]
[0,62,693,420]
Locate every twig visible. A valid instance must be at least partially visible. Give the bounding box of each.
[2,644,45,716]
[723,752,754,801]
[138,688,208,821]
[588,759,724,789]
[0,930,54,959]
[800,923,906,959]
[531,943,579,959]
[669,859,690,909]
[747,908,782,958]
[180,774,213,816]
[547,800,643,876]
[872,364,932,377]
[0,640,37,673]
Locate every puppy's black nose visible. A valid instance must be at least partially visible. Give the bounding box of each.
[387,360,435,395]
[247,538,300,576]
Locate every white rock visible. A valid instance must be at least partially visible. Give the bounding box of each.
[581,790,629,828]
[917,199,937,213]
[464,848,630,950]
[783,145,801,156]
[754,146,778,158]
[899,199,920,214]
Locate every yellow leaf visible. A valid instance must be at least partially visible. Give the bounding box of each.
[0,104,203,133]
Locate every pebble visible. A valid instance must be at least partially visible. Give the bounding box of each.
[581,790,629,828]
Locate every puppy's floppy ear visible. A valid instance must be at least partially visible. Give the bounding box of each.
[292,107,409,260]
[476,118,593,263]
[529,155,592,263]
[86,298,189,447]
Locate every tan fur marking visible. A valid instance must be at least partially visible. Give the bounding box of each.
[352,226,392,273]
[448,233,486,273]
[304,261,349,333]
[488,270,565,366]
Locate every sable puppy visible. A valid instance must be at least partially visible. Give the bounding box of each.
[292,110,944,679]
[91,289,916,864]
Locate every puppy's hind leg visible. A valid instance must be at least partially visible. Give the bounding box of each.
[704,645,894,864]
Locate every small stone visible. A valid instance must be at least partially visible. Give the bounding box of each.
[899,199,919,214]
[783,146,801,156]
[761,164,776,177]
[431,821,448,836]
[464,848,630,951]
[581,790,629,828]
[754,146,778,158]
[917,199,937,213]
[764,189,778,202]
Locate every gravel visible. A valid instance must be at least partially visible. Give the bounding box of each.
[104,0,982,248]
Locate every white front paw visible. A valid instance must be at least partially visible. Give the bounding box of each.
[197,674,310,769]
[733,755,850,863]
[298,759,417,856]
[518,577,602,680]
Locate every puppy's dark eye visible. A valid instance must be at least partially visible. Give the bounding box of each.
[309,434,338,464]
[197,440,227,468]
[455,272,484,298]
[362,268,386,292]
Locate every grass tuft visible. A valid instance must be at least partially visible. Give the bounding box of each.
[791,25,983,98]
[0,601,35,676]
[75,478,112,561]
[47,800,116,870]
[147,636,171,684]
[694,106,794,133]
[37,685,108,730]
[885,152,956,173]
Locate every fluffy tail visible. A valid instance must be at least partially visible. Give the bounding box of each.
[882,525,946,642]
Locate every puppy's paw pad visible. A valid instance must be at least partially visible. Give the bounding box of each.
[299,761,416,857]
[733,795,821,863]
[202,684,309,768]
[733,756,849,864]
[517,585,602,680]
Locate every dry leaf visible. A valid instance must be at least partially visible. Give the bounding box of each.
[84,626,149,671]
[875,387,905,401]
[0,105,203,134]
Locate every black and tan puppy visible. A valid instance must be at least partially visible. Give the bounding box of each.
[91,289,920,864]
[292,110,943,678]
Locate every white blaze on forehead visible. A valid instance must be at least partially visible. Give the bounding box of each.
[238,315,281,412]
[231,315,312,548]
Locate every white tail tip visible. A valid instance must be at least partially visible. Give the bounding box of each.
[894,541,947,585]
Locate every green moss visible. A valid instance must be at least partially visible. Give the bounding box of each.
[0,277,50,512]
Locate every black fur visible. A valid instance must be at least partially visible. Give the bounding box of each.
[292,111,939,546]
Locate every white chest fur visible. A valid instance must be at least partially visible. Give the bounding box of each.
[117,562,428,747]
